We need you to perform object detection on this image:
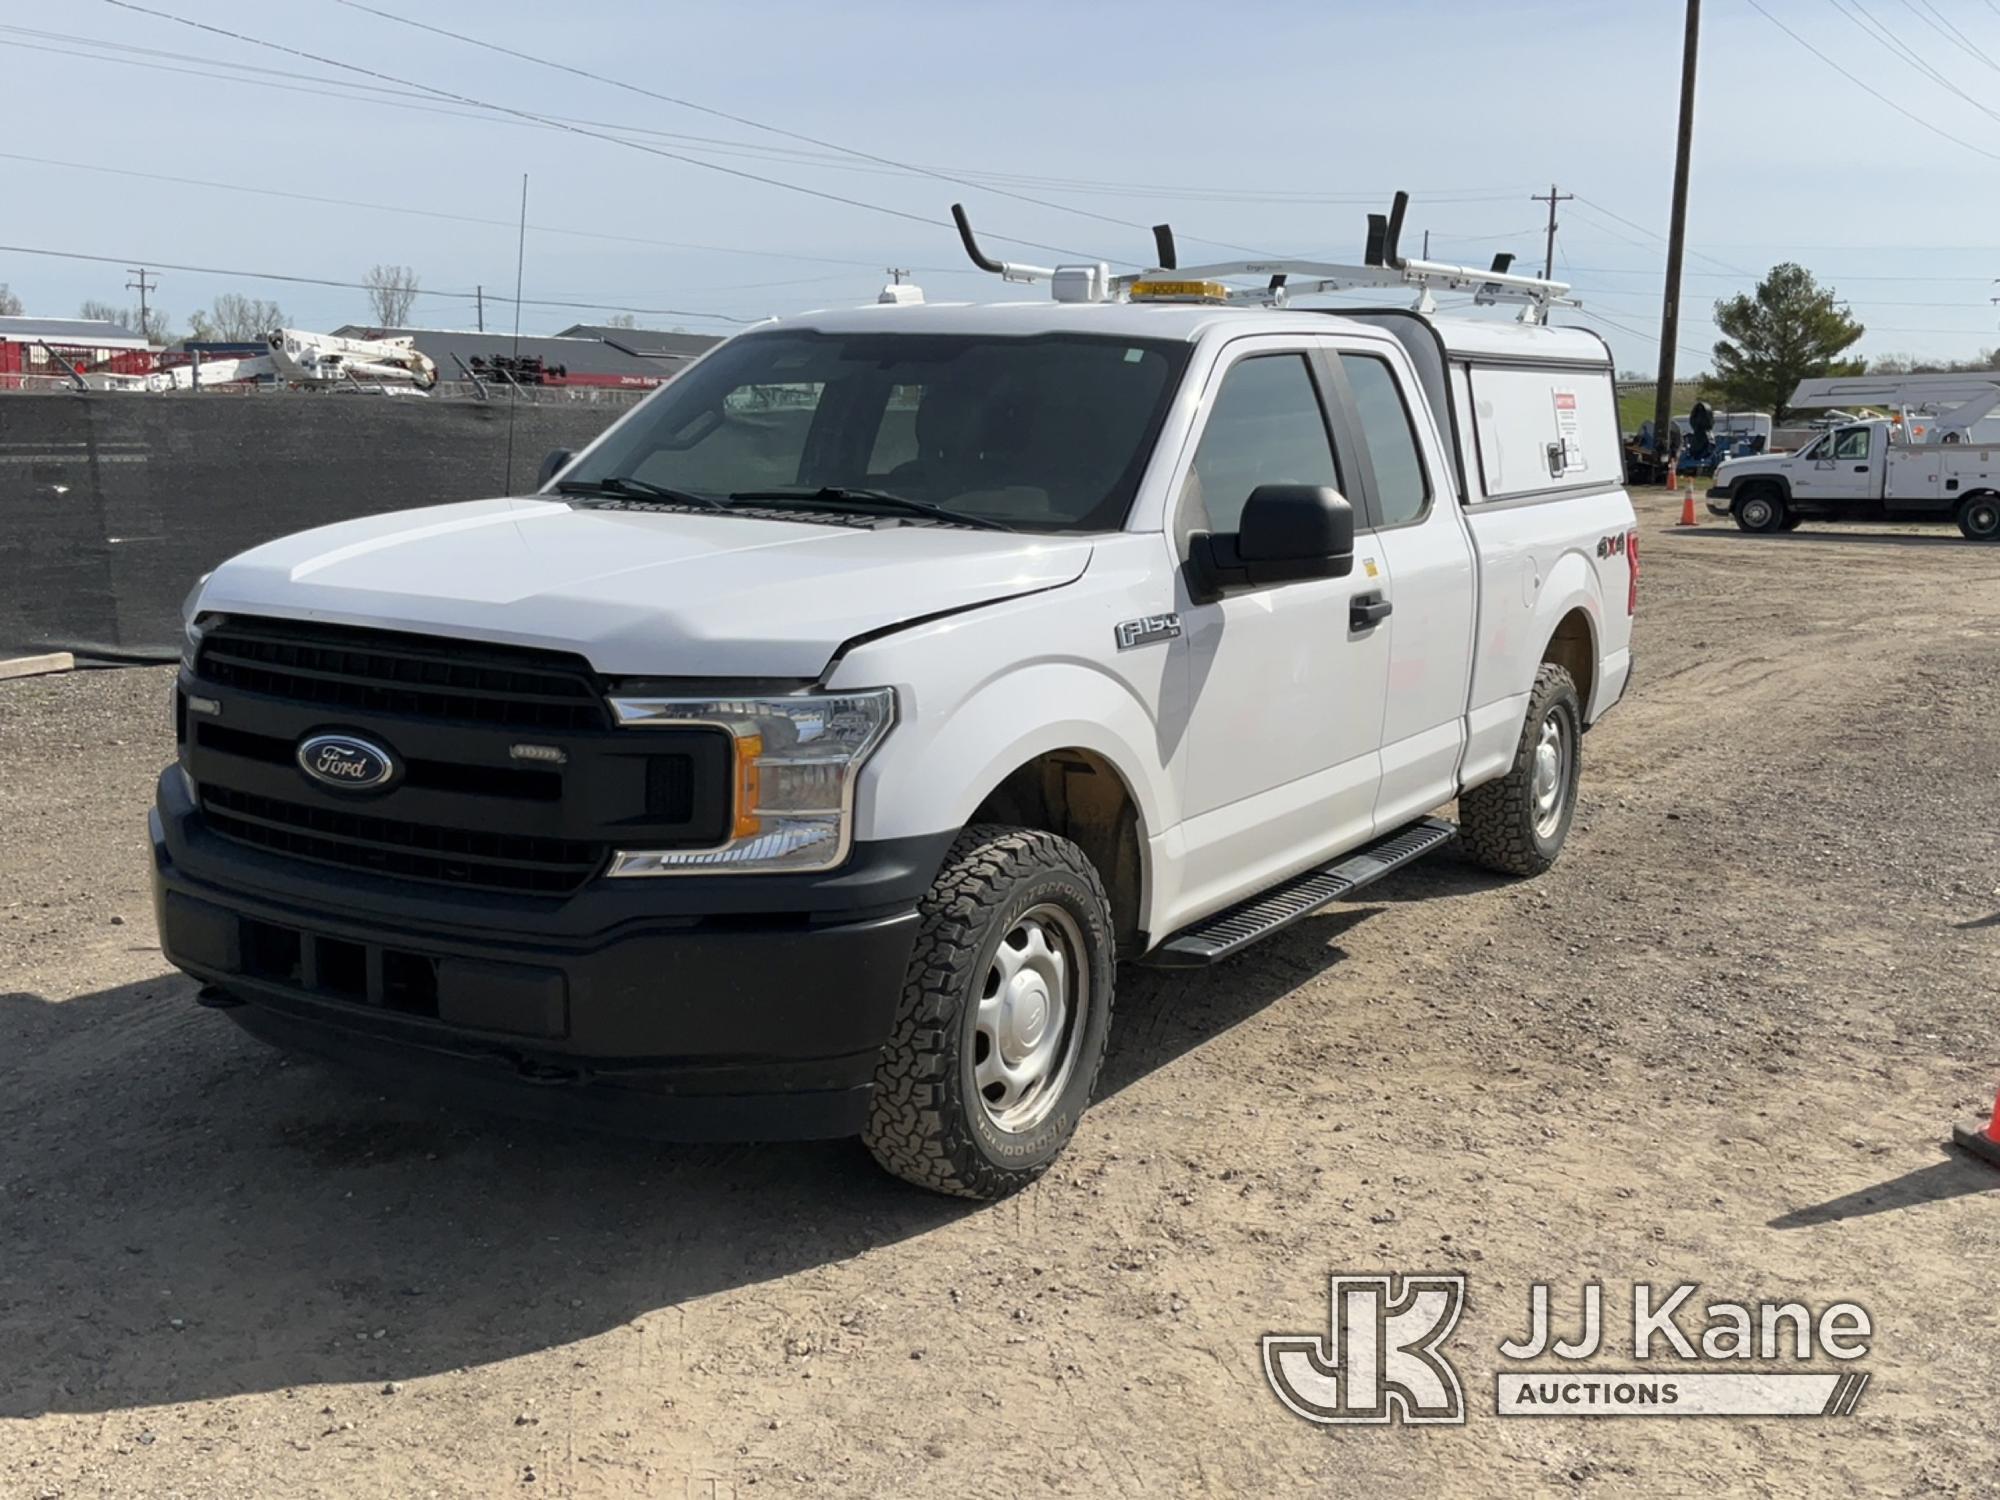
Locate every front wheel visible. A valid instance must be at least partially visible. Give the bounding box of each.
[864,826,1114,1199]
[1958,494,2000,541]
[1735,489,1785,533]
[1459,663,1583,877]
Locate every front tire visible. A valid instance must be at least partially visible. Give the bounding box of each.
[1459,663,1583,877]
[1735,488,1785,533]
[864,826,1114,1199]
[1958,494,2000,541]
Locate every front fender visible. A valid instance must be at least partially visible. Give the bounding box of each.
[853,661,1170,845]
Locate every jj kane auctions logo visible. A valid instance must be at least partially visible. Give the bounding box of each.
[1264,1276,1872,1424]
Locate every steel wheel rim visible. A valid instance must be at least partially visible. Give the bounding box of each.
[1743,498,1773,528]
[972,903,1088,1134]
[1973,502,1999,536]
[1530,709,1572,839]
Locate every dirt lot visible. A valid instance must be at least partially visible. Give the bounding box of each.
[4,493,1997,1499]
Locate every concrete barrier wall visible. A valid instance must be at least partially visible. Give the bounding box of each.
[0,393,629,661]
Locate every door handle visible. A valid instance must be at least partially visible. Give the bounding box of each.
[1853,465,1869,472]
[1350,592,1392,631]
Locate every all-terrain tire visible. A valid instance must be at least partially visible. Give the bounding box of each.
[863,825,1114,1199]
[1958,493,2000,541]
[1458,662,1583,877]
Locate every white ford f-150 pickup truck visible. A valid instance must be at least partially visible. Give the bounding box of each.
[153,204,1636,1197]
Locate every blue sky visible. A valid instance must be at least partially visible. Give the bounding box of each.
[5,0,1998,371]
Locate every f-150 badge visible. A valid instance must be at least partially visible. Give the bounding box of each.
[1115,614,1182,651]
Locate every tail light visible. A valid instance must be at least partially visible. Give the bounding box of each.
[1627,529,1640,615]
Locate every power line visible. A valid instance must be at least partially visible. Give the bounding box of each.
[0,243,756,323]
[328,0,1281,259]
[1829,0,2000,127]
[1568,193,1754,277]
[1,27,1538,210]
[94,0,1112,265]
[1901,0,2000,72]
[0,149,975,278]
[1744,0,2000,161]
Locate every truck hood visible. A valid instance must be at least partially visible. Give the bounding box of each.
[198,497,1095,678]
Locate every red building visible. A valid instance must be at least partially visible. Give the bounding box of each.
[0,316,155,387]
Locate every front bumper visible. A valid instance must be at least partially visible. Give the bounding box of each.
[151,767,939,1139]
[1706,475,1736,513]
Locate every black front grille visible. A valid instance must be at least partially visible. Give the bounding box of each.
[201,786,602,896]
[196,616,608,732]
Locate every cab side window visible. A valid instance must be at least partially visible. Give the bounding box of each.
[1340,354,1429,526]
[1833,427,1871,461]
[1180,354,1340,538]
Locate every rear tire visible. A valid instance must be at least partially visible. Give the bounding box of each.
[864,825,1114,1199]
[1459,663,1583,878]
[1735,488,1785,533]
[1958,494,2000,541]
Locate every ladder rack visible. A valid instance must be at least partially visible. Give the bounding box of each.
[950,191,1577,322]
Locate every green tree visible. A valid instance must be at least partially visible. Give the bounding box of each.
[1710,264,1864,421]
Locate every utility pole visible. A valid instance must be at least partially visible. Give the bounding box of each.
[1422,229,1431,259]
[1653,0,1701,459]
[475,284,485,332]
[886,267,909,285]
[125,267,158,341]
[1531,183,1573,280]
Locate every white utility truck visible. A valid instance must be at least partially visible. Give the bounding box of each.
[152,195,1637,1197]
[1708,371,2000,539]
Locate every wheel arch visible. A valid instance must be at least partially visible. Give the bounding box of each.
[1734,472,1792,508]
[1541,605,1598,722]
[964,746,1148,954]
[1528,550,1605,722]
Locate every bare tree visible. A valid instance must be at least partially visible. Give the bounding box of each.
[363,264,421,327]
[80,298,174,343]
[0,283,22,317]
[189,294,287,343]
[603,312,638,329]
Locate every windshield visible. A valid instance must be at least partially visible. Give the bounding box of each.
[557,330,1190,533]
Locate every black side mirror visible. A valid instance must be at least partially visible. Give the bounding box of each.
[1187,484,1355,601]
[537,448,573,489]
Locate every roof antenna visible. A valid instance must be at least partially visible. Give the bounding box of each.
[1152,224,1178,271]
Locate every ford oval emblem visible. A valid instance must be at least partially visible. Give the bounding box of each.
[297,732,398,792]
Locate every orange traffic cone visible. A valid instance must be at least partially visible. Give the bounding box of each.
[1678,487,1697,527]
[1953,1085,2000,1169]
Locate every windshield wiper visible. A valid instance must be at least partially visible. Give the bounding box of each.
[556,475,728,511]
[728,486,1016,533]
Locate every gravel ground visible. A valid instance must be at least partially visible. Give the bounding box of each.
[3,493,1997,1498]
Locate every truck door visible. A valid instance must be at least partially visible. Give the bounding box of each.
[1325,345,1476,830]
[1169,338,1390,922]
[1800,424,1882,513]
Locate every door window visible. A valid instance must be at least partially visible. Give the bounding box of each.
[1832,427,1872,461]
[1340,354,1430,526]
[1179,353,1340,537]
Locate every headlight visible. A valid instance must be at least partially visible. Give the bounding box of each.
[179,573,213,670]
[604,688,894,875]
